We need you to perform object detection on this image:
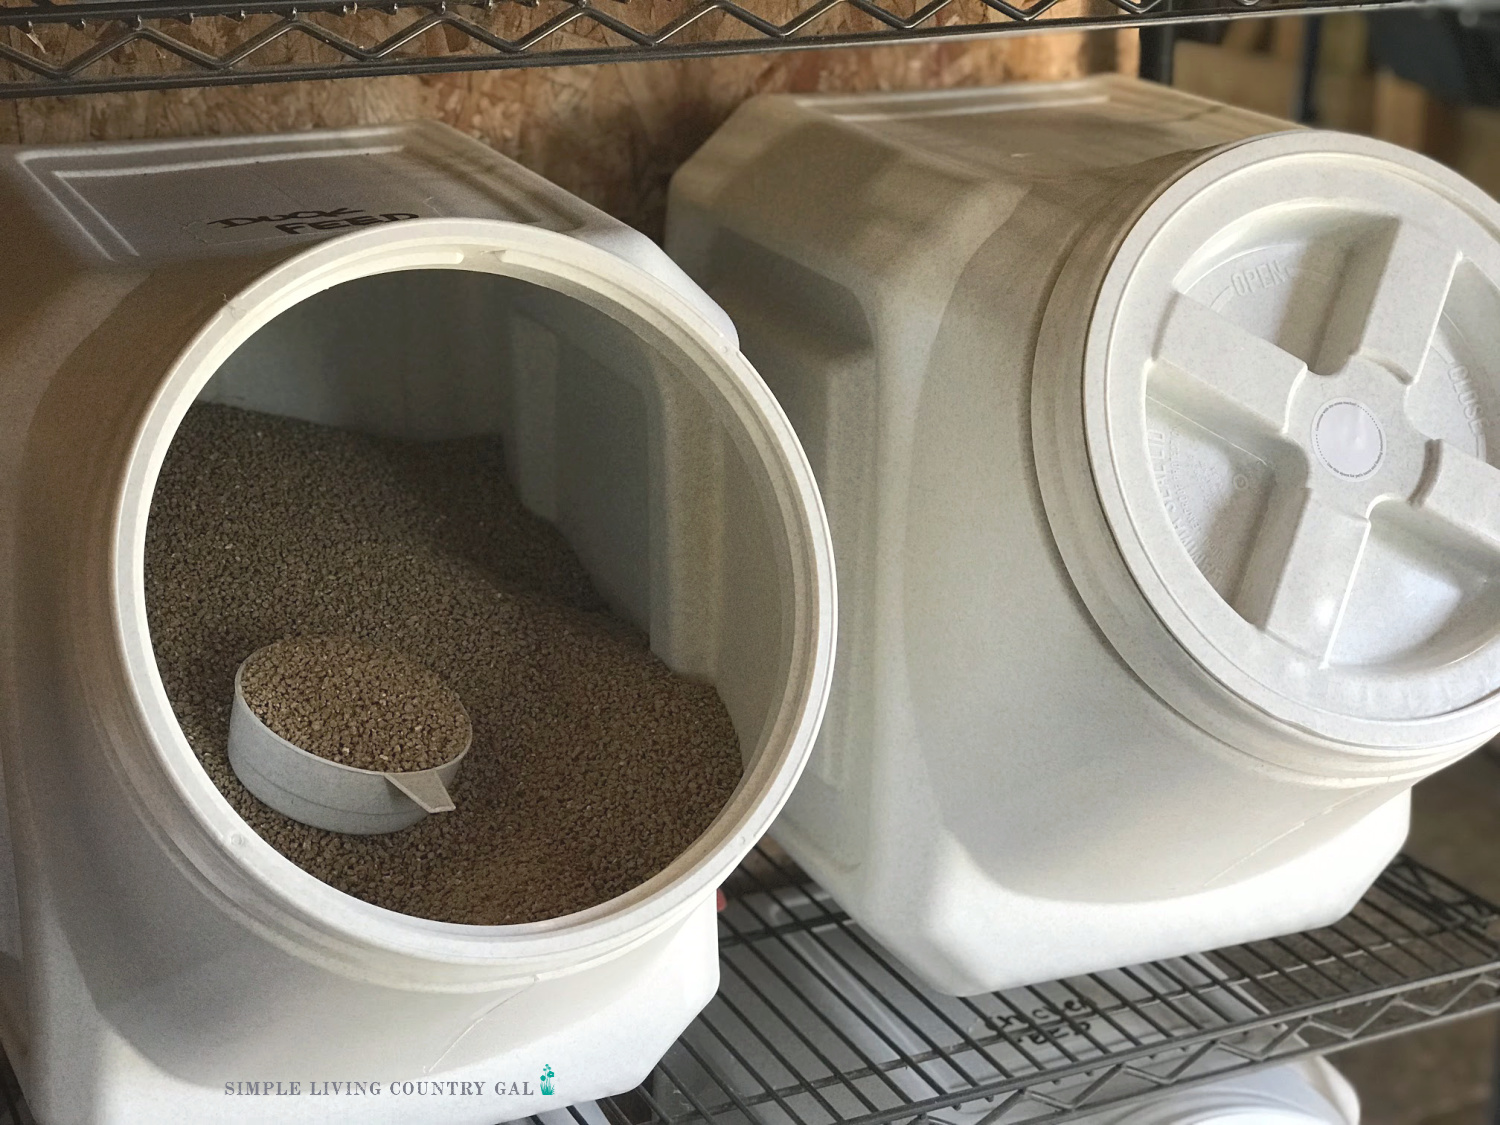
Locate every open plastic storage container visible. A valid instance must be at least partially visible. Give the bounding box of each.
[0,123,835,1124]
[666,75,1500,996]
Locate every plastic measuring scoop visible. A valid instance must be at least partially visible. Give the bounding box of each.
[226,659,471,835]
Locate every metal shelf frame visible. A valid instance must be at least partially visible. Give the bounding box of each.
[5,844,1496,1125]
[0,0,1429,99]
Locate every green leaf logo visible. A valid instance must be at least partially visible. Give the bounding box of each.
[540,1065,555,1096]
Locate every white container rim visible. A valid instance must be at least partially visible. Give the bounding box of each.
[110,218,837,983]
[1043,130,1500,773]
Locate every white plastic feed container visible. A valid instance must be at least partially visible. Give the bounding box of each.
[667,75,1500,994]
[0,124,834,1124]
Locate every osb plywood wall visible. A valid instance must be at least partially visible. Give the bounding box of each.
[0,31,1133,236]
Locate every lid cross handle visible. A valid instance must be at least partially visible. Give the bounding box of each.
[1148,222,1500,663]
[1334,221,1460,384]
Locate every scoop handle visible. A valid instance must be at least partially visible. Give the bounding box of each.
[387,770,456,814]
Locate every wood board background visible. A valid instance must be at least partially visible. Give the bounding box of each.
[1171,17,1500,206]
[1,29,1129,236]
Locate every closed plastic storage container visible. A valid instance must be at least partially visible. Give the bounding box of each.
[0,123,834,1124]
[667,76,1500,994]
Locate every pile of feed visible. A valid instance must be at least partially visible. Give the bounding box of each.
[145,402,744,924]
[238,636,470,774]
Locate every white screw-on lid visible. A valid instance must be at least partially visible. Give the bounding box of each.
[1085,132,1500,752]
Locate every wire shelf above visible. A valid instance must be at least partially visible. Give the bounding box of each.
[0,0,1430,99]
[0,845,1494,1125]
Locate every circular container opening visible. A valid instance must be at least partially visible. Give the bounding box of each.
[132,227,830,950]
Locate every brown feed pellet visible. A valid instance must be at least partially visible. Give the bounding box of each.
[239,636,471,774]
[145,402,745,925]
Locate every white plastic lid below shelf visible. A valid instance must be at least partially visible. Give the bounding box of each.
[1082,1060,1358,1125]
[1087,131,1500,753]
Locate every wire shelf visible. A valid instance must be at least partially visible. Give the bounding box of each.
[0,0,1430,100]
[0,846,1494,1125]
[610,848,1500,1125]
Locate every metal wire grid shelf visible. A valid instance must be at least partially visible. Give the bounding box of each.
[601,848,1500,1125]
[0,0,1429,99]
[0,845,1494,1125]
